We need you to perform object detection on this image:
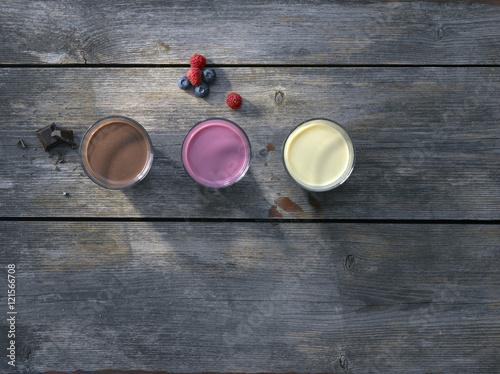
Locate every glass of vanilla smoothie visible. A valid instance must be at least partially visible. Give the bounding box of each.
[80,116,154,189]
[283,119,355,191]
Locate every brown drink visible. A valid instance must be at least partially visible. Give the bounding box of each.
[80,116,153,189]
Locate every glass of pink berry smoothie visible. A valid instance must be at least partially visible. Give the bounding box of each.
[182,118,252,188]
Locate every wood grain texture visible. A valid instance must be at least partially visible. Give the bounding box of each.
[0,221,498,373]
[1,67,499,219]
[1,1,500,65]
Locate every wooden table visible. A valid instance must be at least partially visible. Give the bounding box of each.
[1,1,499,373]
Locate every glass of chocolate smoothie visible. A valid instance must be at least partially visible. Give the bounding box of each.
[80,116,154,189]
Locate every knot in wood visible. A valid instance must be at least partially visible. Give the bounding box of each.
[274,91,284,105]
[345,254,355,270]
[436,27,445,41]
[339,354,348,370]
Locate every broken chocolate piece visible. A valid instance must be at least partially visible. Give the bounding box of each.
[36,123,63,151]
[51,129,74,146]
[17,139,26,149]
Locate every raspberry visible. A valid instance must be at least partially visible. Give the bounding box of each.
[187,68,202,86]
[226,93,242,109]
[190,54,206,69]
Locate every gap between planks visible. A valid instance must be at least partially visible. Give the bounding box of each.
[3,63,500,68]
[1,217,500,224]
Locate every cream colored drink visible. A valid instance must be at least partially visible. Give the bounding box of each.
[283,119,354,191]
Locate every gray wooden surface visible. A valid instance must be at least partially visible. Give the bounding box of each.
[1,67,499,219]
[1,222,499,373]
[1,1,499,374]
[1,1,500,65]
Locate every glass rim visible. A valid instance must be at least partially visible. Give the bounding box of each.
[80,115,154,190]
[181,117,252,189]
[282,118,355,192]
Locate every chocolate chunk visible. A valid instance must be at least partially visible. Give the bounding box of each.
[51,129,74,146]
[36,123,63,151]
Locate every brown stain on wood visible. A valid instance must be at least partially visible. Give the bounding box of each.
[275,197,304,215]
[268,205,283,218]
[266,143,276,152]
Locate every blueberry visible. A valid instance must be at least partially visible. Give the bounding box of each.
[178,76,191,90]
[202,68,217,84]
[195,82,210,98]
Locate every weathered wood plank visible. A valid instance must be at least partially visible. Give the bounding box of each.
[1,1,500,65]
[1,67,499,219]
[1,221,498,373]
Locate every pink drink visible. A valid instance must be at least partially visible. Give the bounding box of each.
[182,119,251,188]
